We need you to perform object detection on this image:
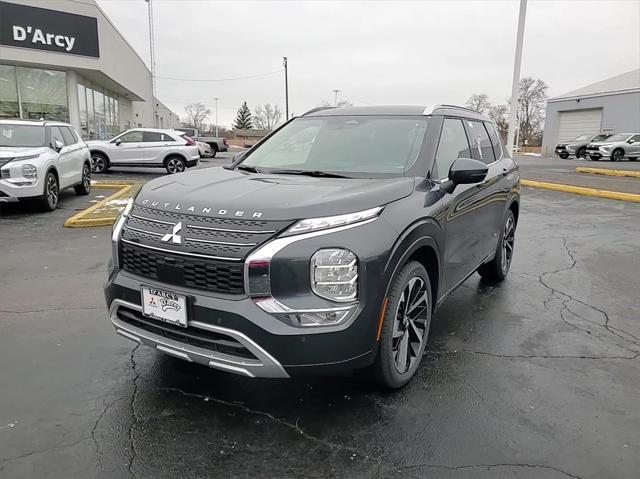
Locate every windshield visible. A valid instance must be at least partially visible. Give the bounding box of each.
[603,134,629,142]
[592,134,611,142]
[239,116,429,177]
[0,124,46,148]
[570,134,589,141]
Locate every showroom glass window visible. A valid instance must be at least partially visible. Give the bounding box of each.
[0,65,20,118]
[17,68,68,121]
[78,84,88,138]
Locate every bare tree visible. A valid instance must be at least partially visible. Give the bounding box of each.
[517,77,548,146]
[465,93,491,113]
[253,104,283,131]
[488,104,509,143]
[184,102,211,131]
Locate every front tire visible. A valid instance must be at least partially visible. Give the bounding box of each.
[559,153,569,159]
[611,149,624,161]
[40,171,59,211]
[91,152,109,173]
[74,163,92,196]
[371,261,432,389]
[165,156,186,174]
[628,157,638,162]
[590,156,600,161]
[478,210,516,282]
[576,147,586,159]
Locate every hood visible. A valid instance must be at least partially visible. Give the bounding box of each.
[85,140,110,147]
[135,167,415,221]
[0,146,50,158]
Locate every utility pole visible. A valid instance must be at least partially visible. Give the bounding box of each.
[283,57,289,120]
[145,0,158,128]
[213,97,220,137]
[332,89,341,107]
[506,0,527,156]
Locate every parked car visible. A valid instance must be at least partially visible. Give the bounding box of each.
[0,119,91,211]
[196,141,213,158]
[175,127,229,157]
[105,105,520,389]
[87,128,200,174]
[555,133,612,159]
[585,133,640,161]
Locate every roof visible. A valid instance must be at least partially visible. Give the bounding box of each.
[302,104,491,121]
[0,119,71,126]
[549,69,640,102]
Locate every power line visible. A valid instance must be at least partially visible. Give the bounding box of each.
[155,69,284,82]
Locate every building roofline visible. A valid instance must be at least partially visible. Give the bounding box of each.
[547,88,640,103]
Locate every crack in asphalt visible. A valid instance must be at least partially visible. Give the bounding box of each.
[0,437,88,465]
[91,396,126,471]
[127,345,141,478]
[0,306,103,315]
[429,349,639,361]
[392,462,584,479]
[533,237,640,352]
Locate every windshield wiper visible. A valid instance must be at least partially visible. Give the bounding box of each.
[267,169,351,178]
[236,164,262,173]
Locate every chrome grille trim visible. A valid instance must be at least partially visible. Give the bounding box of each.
[130,213,175,226]
[188,224,277,234]
[185,237,256,247]
[125,225,164,237]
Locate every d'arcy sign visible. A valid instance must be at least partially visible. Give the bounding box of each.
[0,1,99,58]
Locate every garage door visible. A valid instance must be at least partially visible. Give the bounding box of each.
[557,109,603,142]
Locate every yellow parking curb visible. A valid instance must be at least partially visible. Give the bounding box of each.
[575,167,640,178]
[64,182,137,228]
[521,179,640,203]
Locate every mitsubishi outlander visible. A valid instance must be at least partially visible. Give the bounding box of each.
[104,105,520,388]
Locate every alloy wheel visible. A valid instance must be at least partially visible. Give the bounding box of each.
[167,158,185,173]
[91,155,105,173]
[501,215,515,273]
[46,175,58,209]
[392,277,429,374]
[83,164,91,190]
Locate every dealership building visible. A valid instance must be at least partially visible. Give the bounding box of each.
[0,0,179,139]
[541,69,640,156]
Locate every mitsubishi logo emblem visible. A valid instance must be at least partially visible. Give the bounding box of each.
[161,222,182,244]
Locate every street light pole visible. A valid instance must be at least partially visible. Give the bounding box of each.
[506,0,527,156]
[145,0,158,128]
[283,57,289,120]
[213,97,220,137]
[332,89,341,107]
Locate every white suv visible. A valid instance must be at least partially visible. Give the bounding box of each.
[0,119,91,211]
[86,128,200,174]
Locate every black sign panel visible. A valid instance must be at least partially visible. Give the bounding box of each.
[0,1,99,57]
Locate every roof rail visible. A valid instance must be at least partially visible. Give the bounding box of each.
[301,106,335,116]
[431,104,481,114]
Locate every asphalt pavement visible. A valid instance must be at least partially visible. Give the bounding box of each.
[516,154,640,194]
[1,168,639,478]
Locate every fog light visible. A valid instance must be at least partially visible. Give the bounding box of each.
[311,248,358,302]
[287,310,352,326]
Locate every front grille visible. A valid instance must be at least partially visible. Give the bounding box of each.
[120,241,245,294]
[586,145,599,151]
[117,307,257,360]
[118,205,293,294]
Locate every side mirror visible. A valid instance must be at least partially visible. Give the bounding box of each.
[628,139,635,144]
[115,138,122,146]
[440,158,488,194]
[53,139,64,152]
[234,151,247,162]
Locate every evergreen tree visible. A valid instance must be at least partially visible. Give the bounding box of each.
[232,101,253,130]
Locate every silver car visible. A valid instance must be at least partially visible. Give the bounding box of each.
[86,128,200,174]
[0,119,91,211]
[585,133,640,161]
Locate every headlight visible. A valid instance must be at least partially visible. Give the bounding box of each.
[311,248,358,302]
[22,164,37,180]
[283,207,382,236]
[566,145,575,151]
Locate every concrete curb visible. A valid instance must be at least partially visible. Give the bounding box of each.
[521,179,640,203]
[575,167,640,178]
[64,182,136,228]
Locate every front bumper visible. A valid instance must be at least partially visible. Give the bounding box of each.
[186,157,200,167]
[105,270,379,377]
[0,178,43,202]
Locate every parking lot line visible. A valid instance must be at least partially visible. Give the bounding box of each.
[64,181,139,228]
[521,179,640,203]
[575,167,640,178]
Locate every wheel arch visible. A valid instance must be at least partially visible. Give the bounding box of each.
[382,220,443,313]
[43,166,59,193]
[163,152,188,164]
[89,149,110,161]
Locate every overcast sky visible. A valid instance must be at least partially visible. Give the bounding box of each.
[97,0,640,128]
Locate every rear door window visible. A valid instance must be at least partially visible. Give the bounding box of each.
[433,118,472,179]
[485,122,504,161]
[465,120,496,164]
[143,131,172,142]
